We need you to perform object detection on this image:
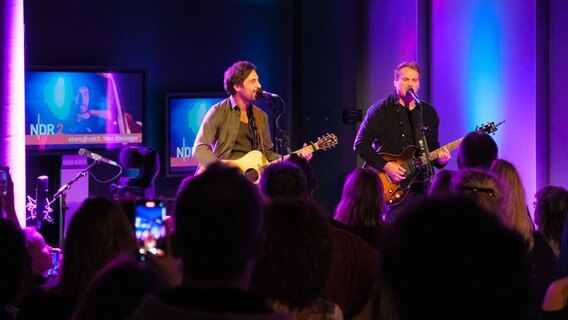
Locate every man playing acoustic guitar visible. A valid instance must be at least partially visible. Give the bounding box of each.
[193,60,312,180]
[354,61,451,220]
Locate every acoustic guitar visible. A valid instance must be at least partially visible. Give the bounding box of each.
[197,133,338,183]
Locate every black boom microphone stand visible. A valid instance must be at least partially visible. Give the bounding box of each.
[49,160,98,249]
[407,88,434,186]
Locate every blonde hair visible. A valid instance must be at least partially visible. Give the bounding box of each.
[451,169,509,221]
[490,159,535,250]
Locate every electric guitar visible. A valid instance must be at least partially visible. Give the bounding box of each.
[363,121,502,206]
[197,133,338,183]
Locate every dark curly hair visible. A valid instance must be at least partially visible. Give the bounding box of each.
[223,60,257,96]
[259,161,308,199]
[252,197,332,309]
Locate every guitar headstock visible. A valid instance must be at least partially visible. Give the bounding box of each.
[313,133,338,150]
[475,120,504,135]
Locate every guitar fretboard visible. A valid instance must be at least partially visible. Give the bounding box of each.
[428,137,464,161]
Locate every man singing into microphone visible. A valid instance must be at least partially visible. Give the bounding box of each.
[193,60,312,177]
[354,61,450,221]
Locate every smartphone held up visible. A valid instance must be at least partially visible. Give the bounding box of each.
[134,199,167,260]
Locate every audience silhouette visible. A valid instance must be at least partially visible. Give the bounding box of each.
[334,168,386,249]
[534,185,568,257]
[252,197,342,319]
[18,197,136,320]
[0,218,34,320]
[456,131,498,170]
[375,196,531,319]
[129,162,289,319]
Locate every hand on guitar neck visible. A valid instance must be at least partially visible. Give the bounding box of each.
[297,143,314,160]
[436,147,451,165]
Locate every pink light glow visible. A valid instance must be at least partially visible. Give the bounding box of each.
[2,0,26,227]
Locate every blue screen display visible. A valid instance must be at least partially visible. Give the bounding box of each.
[166,93,225,176]
[25,68,145,153]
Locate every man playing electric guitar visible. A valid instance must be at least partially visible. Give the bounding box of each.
[193,60,312,178]
[354,61,450,220]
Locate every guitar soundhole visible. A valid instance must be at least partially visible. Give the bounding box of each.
[244,169,260,183]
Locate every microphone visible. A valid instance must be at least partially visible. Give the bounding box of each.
[406,88,422,104]
[256,89,280,100]
[35,176,49,228]
[78,148,121,167]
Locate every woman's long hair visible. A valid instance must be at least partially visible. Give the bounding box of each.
[490,159,535,250]
[334,168,385,247]
[58,197,136,302]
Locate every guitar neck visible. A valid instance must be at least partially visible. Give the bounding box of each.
[427,136,464,161]
[268,144,318,165]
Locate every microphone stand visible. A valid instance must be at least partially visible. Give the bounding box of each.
[417,101,433,188]
[267,96,291,158]
[49,160,98,249]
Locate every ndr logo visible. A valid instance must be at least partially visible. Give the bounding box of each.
[176,146,193,157]
[30,115,57,135]
[175,137,193,157]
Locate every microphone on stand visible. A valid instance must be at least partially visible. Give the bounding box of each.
[255,89,280,100]
[406,88,422,104]
[35,175,50,229]
[78,148,121,167]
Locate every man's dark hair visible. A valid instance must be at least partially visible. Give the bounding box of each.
[252,197,332,309]
[259,161,308,199]
[457,131,498,170]
[223,60,257,96]
[288,154,317,197]
[174,162,262,281]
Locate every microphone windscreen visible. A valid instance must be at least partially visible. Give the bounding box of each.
[35,175,49,227]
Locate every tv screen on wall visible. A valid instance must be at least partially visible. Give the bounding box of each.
[25,67,145,153]
[165,92,226,177]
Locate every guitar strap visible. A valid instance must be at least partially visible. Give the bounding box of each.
[253,107,267,159]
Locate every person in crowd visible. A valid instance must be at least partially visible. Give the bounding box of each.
[193,60,311,179]
[0,218,34,320]
[129,163,289,319]
[257,157,379,319]
[334,168,386,249]
[18,197,137,320]
[374,196,532,319]
[542,276,568,320]
[489,159,536,248]
[259,161,308,199]
[454,162,557,320]
[456,130,498,170]
[252,197,342,320]
[70,251,170,320]
[533,185,568,256]
[427,169,456,198]
[489,160,557,320]
[0,169,19,226]
[353,61,450,220]
[543,210,568,319]
[287,154,317,198]
[22,227,53,288]
[450,168,508,216]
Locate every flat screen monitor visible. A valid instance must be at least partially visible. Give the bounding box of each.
[165,92,226,177]
[25,67,145,153]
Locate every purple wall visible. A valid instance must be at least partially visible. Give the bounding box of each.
[431,0,537,209]
[364,0,568,216]
[550,0,568,188]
